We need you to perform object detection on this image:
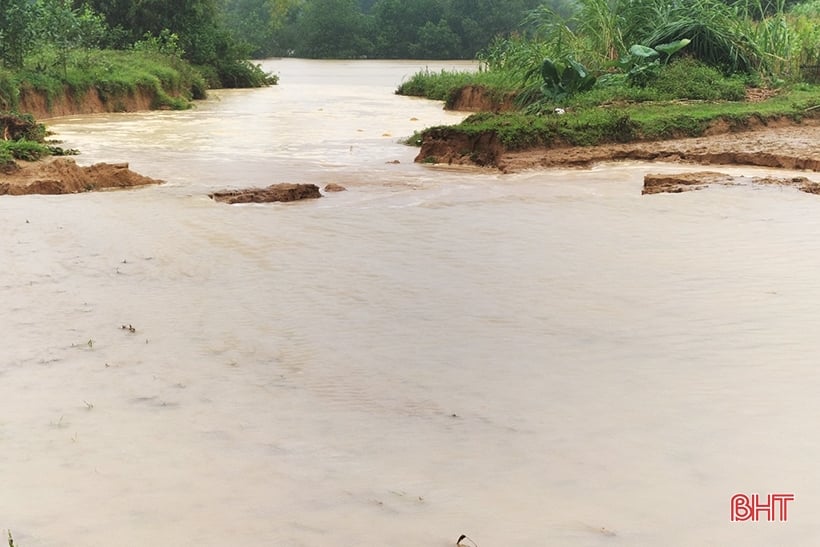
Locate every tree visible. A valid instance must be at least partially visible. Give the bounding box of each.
[33,0,107,75]
[81,0,223,63]
[446,0,543,57]
[0,0,37,68]
[416,19,461,59]
[296,0,372,58]
[371,0,444,57]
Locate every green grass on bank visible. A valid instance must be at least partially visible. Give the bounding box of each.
[399,58,820,152]
[0,48,277,115]
[418,84,820,151]
[0,49,208,112]
[396,68,522,108]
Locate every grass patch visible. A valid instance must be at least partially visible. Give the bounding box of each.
[0,49,212,113]
[396,67,521,107]
[420,84,820,151]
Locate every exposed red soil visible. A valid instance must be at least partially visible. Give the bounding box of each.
[18,86,159,120]
[447,85,516,112]
[0,158,162,196]
[417,117,820,173]
[426,84,820,173]
[497,120,820,172]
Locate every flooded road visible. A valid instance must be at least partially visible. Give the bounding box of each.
[2,59,820,546]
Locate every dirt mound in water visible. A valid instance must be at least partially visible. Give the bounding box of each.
[0,158,162,196]
[209,183,322,204]
[643,171,820,195]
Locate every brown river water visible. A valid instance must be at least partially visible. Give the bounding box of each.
[3,58,820,546]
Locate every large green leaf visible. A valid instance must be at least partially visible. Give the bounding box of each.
[540,58,562,86]
[655,38,691,57]
[629,44,659,59]
[567,58,589,79]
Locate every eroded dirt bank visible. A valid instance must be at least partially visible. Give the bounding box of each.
[18,86,163,119]
[0,158,162,195]
[417,118,820,173]
[446,85,515,112]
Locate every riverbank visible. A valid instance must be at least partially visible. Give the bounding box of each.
[19,86,162,120]
[484,118,820,173]
[413,83,820,174]
[0,50,209,119]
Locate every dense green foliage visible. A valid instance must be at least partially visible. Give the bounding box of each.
[401,0,820,110]
[215,0,816,62]
[78,0,274,87]
[0,0,273,90]
[400,0,820,155]
[218,0,546,59]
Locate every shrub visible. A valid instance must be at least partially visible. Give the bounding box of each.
[652,58,747,100]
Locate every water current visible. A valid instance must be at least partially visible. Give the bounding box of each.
[2,59,820,546]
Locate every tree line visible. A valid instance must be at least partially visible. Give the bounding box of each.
[219,0,547,59]
[219,0,811,60]
[1,0,811,78]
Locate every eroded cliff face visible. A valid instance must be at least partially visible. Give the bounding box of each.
[446,85,515,113]
[416,115,820,174]
[18,86,166,119]
[415,127,505,167]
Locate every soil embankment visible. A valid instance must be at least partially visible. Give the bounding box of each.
[498,120,820,172]
[19,85,161,120]
[0,158,162,195]
[417,117,820,173]
[446,85,515,112]
[422,83,820,173]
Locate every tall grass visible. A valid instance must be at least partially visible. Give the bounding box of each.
[396,67,521,103]
[538,0,818,80]
[401,0,820,112]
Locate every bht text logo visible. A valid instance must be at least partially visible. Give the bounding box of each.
[731,493,795,522]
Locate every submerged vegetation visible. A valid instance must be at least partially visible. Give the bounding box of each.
[398,0,820,156]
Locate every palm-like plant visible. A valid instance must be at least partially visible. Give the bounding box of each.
[641,0,763,73]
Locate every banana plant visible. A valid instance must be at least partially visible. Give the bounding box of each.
[534,57,597,101]
[619,38,691,87]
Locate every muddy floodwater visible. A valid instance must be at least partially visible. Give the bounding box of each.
[3,59,820,546]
